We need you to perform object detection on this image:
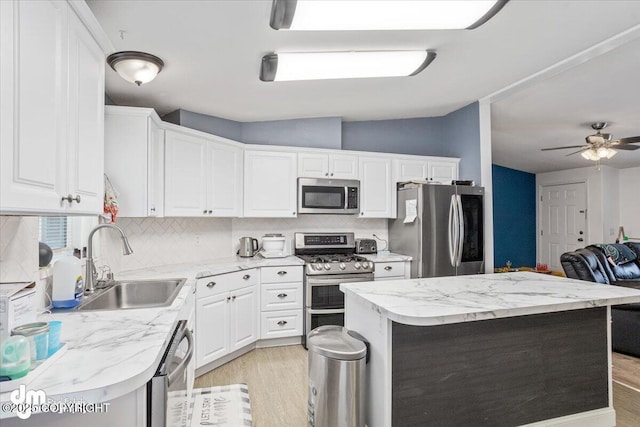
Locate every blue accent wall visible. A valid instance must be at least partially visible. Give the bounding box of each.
[162,103,481,183]
[241,117,341,149]
[492,164,536,268]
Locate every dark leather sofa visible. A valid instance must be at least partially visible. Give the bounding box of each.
[560,242,640,358]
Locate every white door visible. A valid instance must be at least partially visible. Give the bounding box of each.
[229,286,258,351]
[164,131,208,216]
[359,157,393,218]
[0,0,69,213]
[66,8,105,214]
[298,152,328,178]
[428,161,458,184]
[209,142,243,217]
[329,154,359,179]
[196,293,229,368]
[540,182,587,271]
[244,150,297,217]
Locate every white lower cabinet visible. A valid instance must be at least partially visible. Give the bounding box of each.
[373,261,411,281]
[259,266,303,340]
[195,270,258,369]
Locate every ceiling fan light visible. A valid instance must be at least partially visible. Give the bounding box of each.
[270,0,509,30]
[606,148,617,159]
[107,51,164,86]
[597,147,610,158]
[582,149,599,161]
[260,50,436,82]
[580,151,591,160]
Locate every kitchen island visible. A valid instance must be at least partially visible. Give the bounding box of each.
[341,272,640,427]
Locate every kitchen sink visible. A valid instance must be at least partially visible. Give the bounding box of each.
[76,278,186,311]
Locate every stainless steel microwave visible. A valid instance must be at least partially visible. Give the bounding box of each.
[298,178,360,214]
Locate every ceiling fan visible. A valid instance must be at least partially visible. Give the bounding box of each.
[541,122,640,161]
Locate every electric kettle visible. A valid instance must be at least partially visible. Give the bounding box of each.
[238,237,259,257]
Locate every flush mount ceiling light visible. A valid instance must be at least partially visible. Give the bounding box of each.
[270,0,509,31]
[260,50,436,82]
[106,51,164,86]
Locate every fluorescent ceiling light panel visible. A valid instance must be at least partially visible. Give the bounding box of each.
[260,51,436,82]
[270,0,509,31]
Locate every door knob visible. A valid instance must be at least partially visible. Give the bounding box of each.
[579,231,584,235]
[578,238,584,242]
[62,194,81,203]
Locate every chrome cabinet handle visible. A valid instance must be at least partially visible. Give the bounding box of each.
[206,282,216,288]
[243,274,250,280]
[62,194,81,203]
[277,320,287,326]
[150,207,156,212]
[384,266,392,271]
[203,209,207,214]
[330,173,334,176]
[232,295,236,301]
[325,173,329,176]
[226,296,231,302]
[292,211,295,216]
[277,293,287,298]
[208,210,212,214]
[277,271,287,276]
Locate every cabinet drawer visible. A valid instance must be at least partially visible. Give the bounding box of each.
[261,282,302,311]
[260,310,303,339]
[374,262,405,279]
[261,266,303,284]
[197,269,257,297]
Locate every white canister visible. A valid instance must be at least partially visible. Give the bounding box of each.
[52,256,83,308]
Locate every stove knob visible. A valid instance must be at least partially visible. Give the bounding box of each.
[313,263,322,271]
[323,263,331,270]
[339,263,346,270]
[354,262,361,270]
[361,262,370,269]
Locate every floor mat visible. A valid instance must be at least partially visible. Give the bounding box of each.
[167,384,253,427]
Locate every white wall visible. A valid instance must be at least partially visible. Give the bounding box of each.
[619,166,640,239]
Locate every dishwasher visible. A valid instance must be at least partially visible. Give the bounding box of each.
[147,319,194,427]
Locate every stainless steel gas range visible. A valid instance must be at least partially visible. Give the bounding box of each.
[294,232,374,348]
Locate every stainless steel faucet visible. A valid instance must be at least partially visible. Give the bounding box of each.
[85,224,133,294]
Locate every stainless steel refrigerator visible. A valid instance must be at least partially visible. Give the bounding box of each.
[389,182,485,278]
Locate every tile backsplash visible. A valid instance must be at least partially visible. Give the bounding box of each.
[0,216,39,282]
[2,214,389,278]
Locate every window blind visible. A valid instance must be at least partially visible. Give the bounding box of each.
[39,217,69,250]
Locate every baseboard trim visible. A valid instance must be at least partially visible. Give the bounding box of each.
[195,343,256,377]
[256,336,302,348]
[522,408,615,427]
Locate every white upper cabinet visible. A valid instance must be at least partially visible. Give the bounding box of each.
[0,0,105,215]
[395,158,459,184]
[428,160,458,184]
[298,152,358,179]
[164,128,243,217]
[164,131,208,216]
[244,150,297,218]
[359,156,394,218]
[209,141,243,217]
[104,107,164,217]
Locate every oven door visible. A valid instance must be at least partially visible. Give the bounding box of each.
[306,274,374,309]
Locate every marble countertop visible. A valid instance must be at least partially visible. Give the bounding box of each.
[117,255,304,281]
[341,272,640,327]
[0,255,305,415]
[361,252,412,263]
[0,281,193,413]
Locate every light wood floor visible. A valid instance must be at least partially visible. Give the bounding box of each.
[195,345,308,427]
[612,352,640,427]
[195,347,640,426]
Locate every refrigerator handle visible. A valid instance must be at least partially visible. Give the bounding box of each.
[448,194,457,267]
[456,195,464,267]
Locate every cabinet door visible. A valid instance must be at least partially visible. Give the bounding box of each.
[298,152,328,178]
[147,119,165,217]
[164,131,208,216]
[359,157,393,218]
[244,151,297,217]
[0,0,69,213]
[395,159,429,182]
[229,286,259,352]
[329,154,359,179]
[66,8,105,214]
[196,293,229,368]
[428,161,458,184]
[209,142,243,217]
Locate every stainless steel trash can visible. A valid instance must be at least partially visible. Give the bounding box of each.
[307,325,368,427]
